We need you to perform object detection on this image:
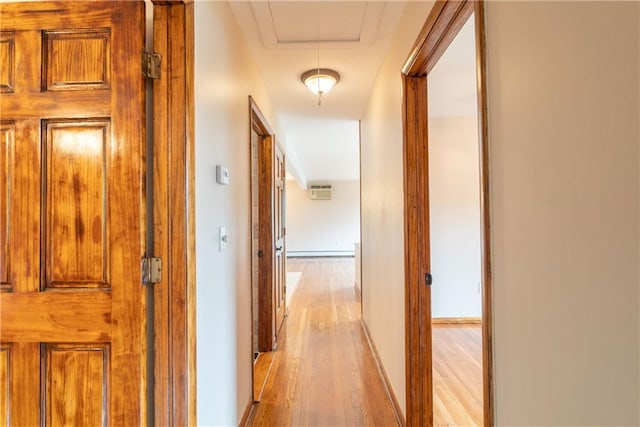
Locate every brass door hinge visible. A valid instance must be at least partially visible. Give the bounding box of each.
[142,51,161,79]
[142,257,162,285]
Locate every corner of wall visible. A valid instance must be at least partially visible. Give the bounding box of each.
[359,1,434,418]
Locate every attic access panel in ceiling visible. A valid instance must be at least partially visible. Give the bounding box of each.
[251,1,385,49]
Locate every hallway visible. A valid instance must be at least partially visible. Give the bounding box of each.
[248,258,400,426]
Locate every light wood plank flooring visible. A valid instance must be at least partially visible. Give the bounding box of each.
[249,257,483,426]
[248,257,399,426]
[433,324,483,426]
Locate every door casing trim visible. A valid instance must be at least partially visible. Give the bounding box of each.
[402,1,494,425]
[152,1,197,425]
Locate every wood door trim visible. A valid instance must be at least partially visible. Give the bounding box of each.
[250,96,277,354]
[251,96,274,136]
[152,1,196,426]
[403,1,474,76]
[402,74,431,426]
[401,1,494,425]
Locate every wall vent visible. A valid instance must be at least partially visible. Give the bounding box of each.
[309,184,332,200]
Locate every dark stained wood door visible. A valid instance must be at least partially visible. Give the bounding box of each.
[253,99,286,352]
[274,144,286,337]
[0,2,146,425]
[257,131,275,351]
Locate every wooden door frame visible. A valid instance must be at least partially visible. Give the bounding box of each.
[151,1,196,425]
[250,96,277,353]
[402,1,493,425]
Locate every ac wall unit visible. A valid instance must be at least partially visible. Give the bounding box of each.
[309,184,332,200]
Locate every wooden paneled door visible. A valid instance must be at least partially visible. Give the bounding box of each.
[257,129,275,352]
[0,2,146,425]
[273,144,286,337]
[251,97,287,353]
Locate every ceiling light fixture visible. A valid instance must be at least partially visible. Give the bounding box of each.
[301,68,340,97]
[302,29,339,106]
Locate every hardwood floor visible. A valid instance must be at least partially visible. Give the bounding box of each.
[248,257,483,426]
[254,351,276,401]
[432,324,483,426]
[248,257,399,426]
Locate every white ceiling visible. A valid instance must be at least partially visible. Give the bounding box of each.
[229,1,476,187]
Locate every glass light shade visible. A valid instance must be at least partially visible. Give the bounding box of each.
[301,69,340,95]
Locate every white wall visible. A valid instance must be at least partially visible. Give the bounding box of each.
[286,180,360,256]
[486,2,639,424]
[194,2,280,424]
[360,1,434,417]
[428,117,481,318]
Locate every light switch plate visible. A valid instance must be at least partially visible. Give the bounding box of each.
[216,165,230,185]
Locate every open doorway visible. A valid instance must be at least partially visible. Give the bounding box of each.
[249,97,287,402]
[402,1,493,424]
[282,117,362,312]
[427,14,484,425]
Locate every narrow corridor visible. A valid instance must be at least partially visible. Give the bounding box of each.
[249,258,400,426]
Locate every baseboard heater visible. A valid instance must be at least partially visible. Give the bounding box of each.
[287,250,354,258]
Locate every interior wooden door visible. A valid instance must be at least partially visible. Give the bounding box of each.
[0,2,146,425]
[257,131,275,351]
[273,144,286,337]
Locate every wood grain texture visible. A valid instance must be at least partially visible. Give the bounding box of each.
[248,258,399,426]
[259,134,275,352]
[43,29,111,91]
[152,2,197,425]
[0,2,146,424]
[0,122,12,290]
[7,343,39,426]
[0,292,110,342]
[402,74,432,427]
[45,344,109,427]
[253,351,276,402]
[403,2,493,425]
[433,325,482,426]
[184,4,197,423]
[403,1,473,76]
[361,320,405,426]
[473,4,494,425]
[0,344,9,424]
[44,119,109,288]
[274,144,286,338]
[104,3,147,423]
[0,32,15,92]
[250,97,277,353]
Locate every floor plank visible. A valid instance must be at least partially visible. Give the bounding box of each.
[433,324,483,426]
[249,257,483,426]
[254,351,276,401]
[249,257,399,427]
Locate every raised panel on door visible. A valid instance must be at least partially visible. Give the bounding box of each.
[0,344,9,424]
[0,2,146,424]
[0,32,15,93]
[45,344,109,426]
[0,122,13,292]
[274,145,286,337]
[44,119,110,289]
[43,29,111,92]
